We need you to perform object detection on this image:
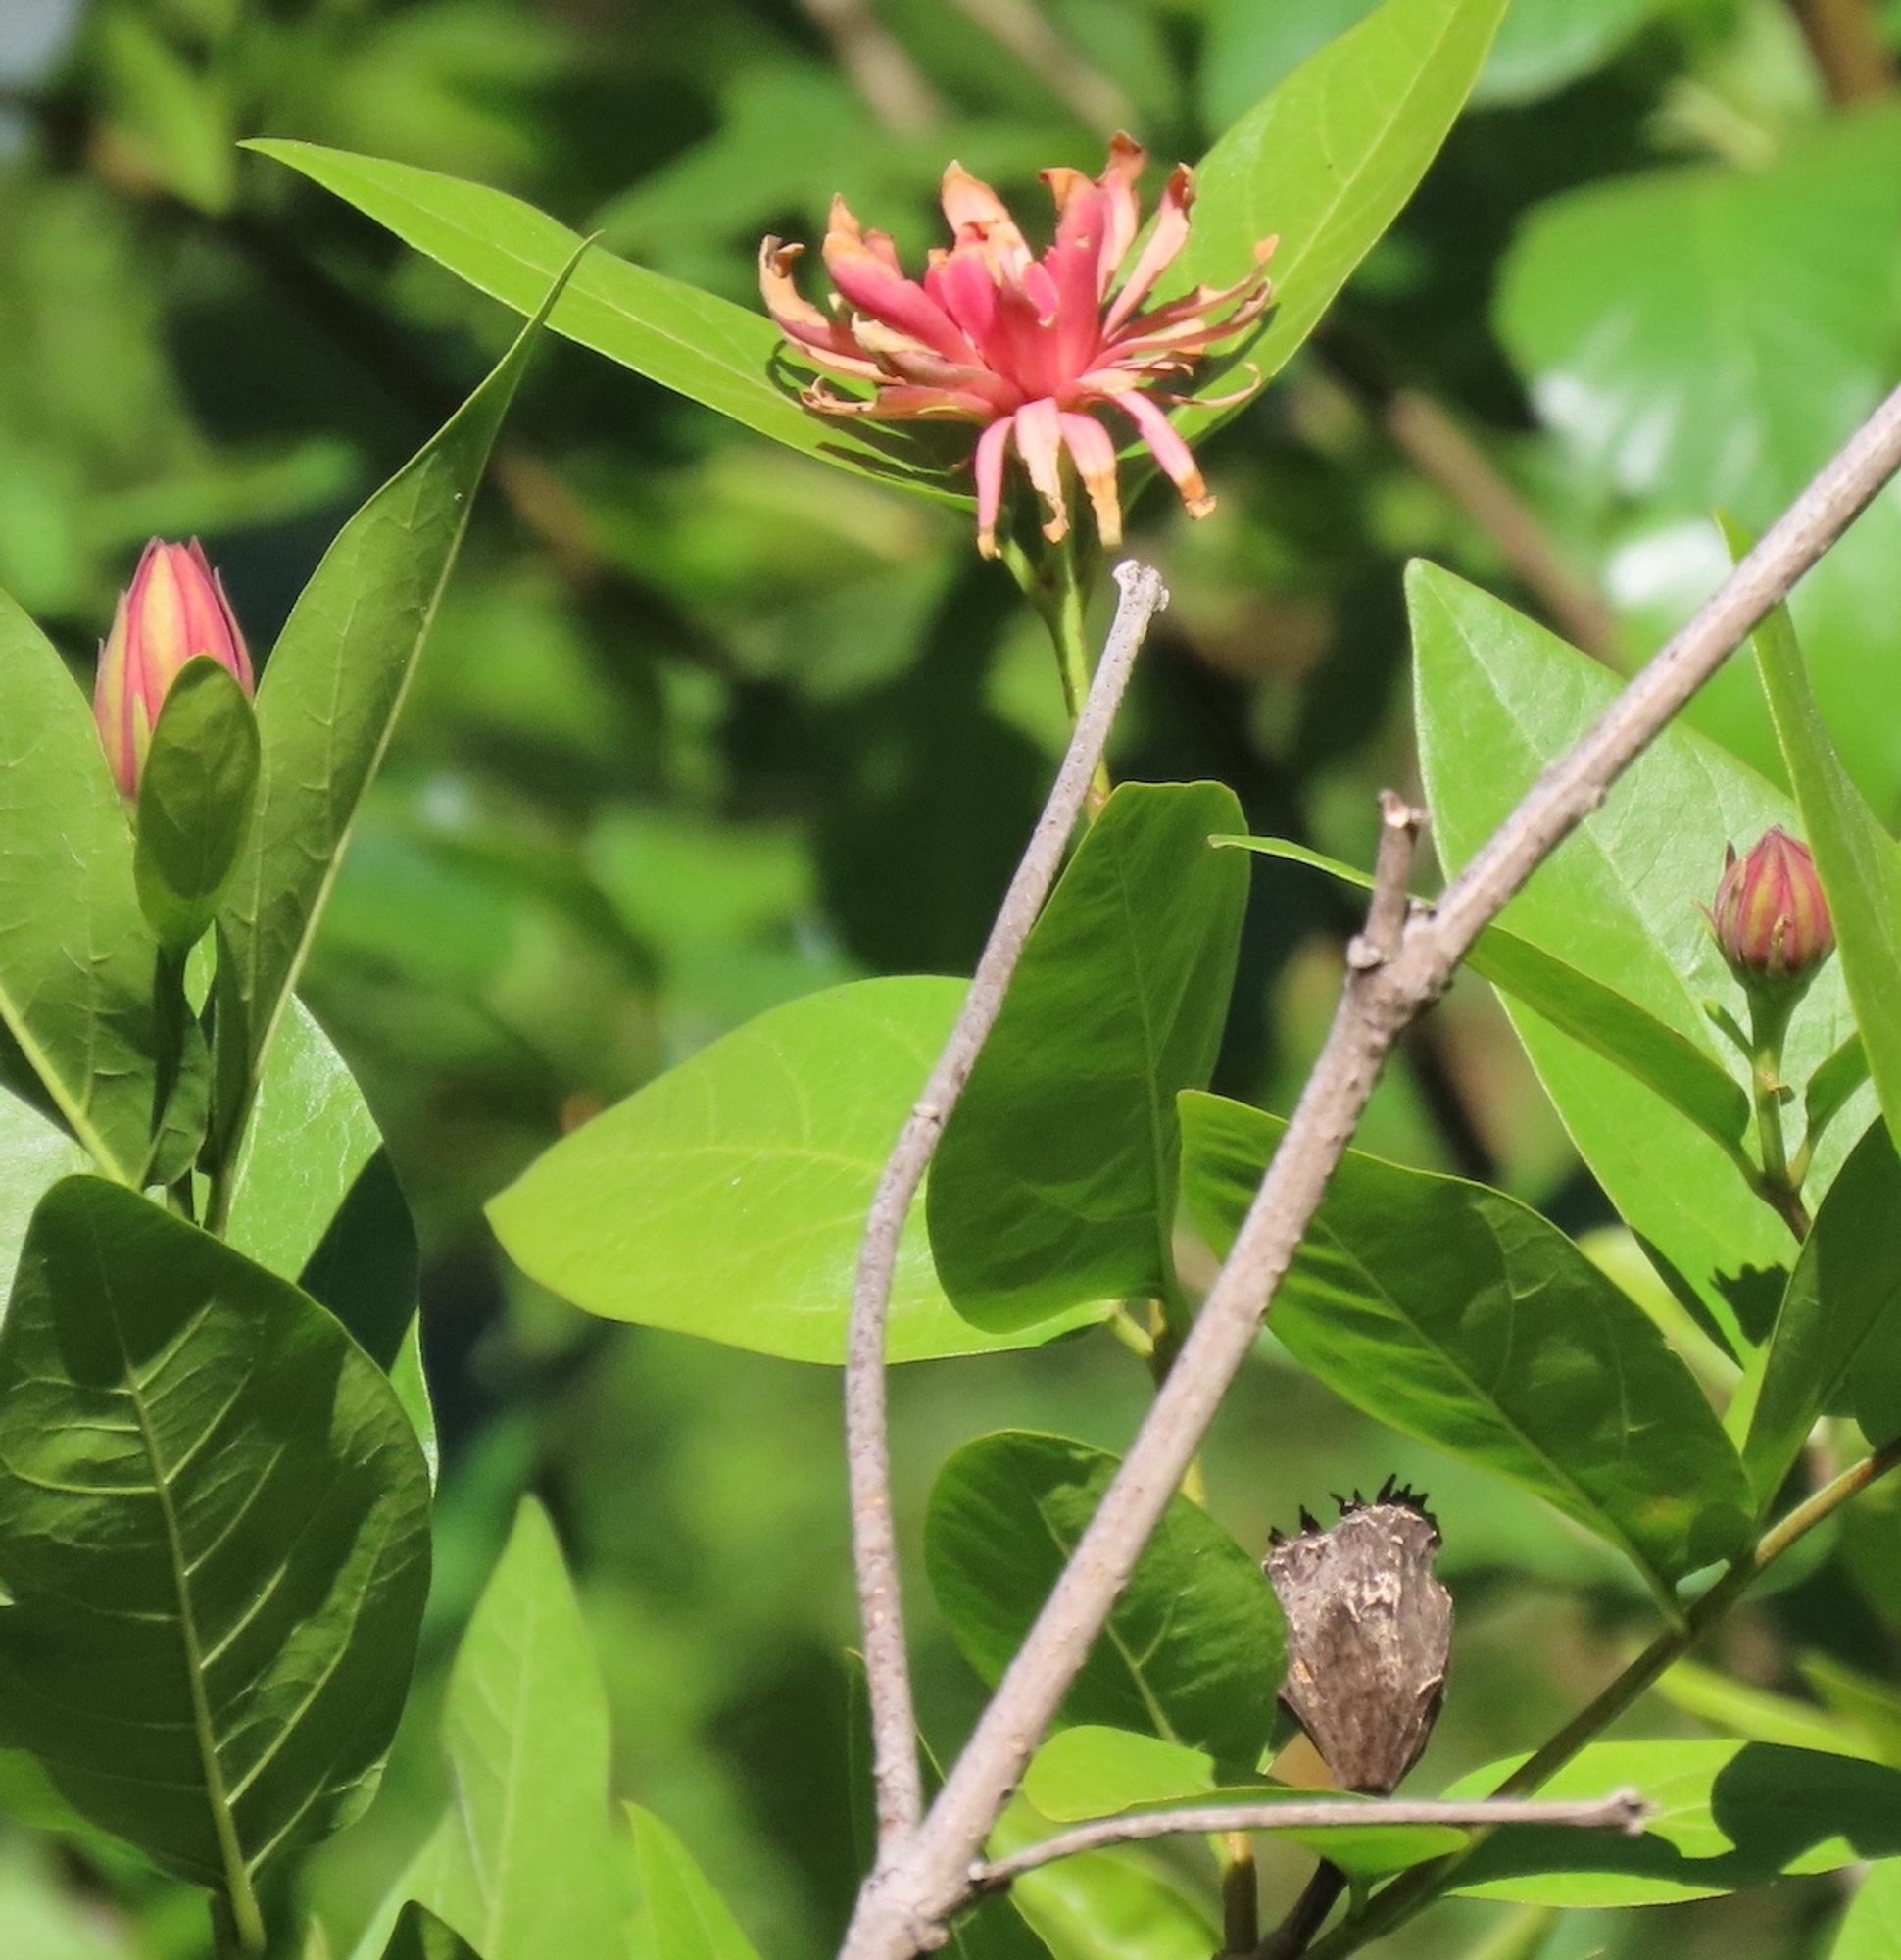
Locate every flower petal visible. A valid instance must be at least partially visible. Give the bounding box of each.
[1059,411,1122,548]
[1104,165,1195,334]
[803,381,999,421]
[1115,392,1214,519]
[926,245,1000,347]
[759,240,885,376]
[974,416,1012,558]
[1012,398,1069,543]
[1096,134,1147,289]
[822,230,973,363]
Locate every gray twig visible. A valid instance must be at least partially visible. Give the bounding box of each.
[972,1791,1648,1892]
[846,563,1169,1852]
[838,382,1901,1958]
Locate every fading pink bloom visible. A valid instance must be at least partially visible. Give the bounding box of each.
[94,539,255,799]
[760,136,1275,558]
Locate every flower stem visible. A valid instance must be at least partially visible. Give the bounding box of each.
[1298,1436,1901,1959]
[1013,531,1115,812]
[1746,990,1811,1239]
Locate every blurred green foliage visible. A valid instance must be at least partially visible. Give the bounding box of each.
[8,0,1901,1954]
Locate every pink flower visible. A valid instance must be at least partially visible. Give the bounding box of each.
[94,539,255,799]
[759,136,1276,558]
[1710,828,1834,992]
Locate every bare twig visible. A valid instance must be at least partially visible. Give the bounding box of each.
[972,1792,1647,1892]
[839,381,1901,1959]
[847,563,1169,1852]
[797,0,947,135]
[1788,0,1895,103]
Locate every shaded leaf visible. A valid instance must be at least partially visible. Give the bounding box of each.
[383,1905,477,1960]
[1178,1092,1753,1595]
[0,1178,431,1915]
[926,1430,1285,1765]
[929,782,1247,1331]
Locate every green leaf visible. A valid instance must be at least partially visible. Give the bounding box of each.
[1173,0,1510,448]
[247,140,951,500]
[624,1806,761,1960]
[1737,513,1901,1174]
[0,1177,431,1919]
[991,1799,1218,1960]
[0,586,159,1184]
[1445,1740,1901,1905]
[925,1430,1285,1764]
[1832,1862,1901,1960]
[383,1905,477,1960]
[1653,1657,1870,1759]
[1745,1122,1901,1508]
[1496,110,1901,519]
[1411,562,1868,1348]
[212,250,580,1171]
[0,1086,85,1301]
[225,1003,434,1471]
[928,783,1247,1331]
[133,659,260,954]
[1021,1727,1462,1881]
[489,977,1108,1363]
[1221,837,1750,1150]
[1178,1092,1753,1595]
[401,1501,628,1960]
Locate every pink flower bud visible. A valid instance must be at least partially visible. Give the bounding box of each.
[1711,828,1834,990]
[93,539,255,799]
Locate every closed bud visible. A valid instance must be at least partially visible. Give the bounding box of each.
[1710,828,1833,993]
[1265,1481,1451,1795]
[94,539,255,799]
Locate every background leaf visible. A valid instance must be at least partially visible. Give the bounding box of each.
[928,782,1247,1331]
[490,976,1107,1363]
[0,1178,431,1914]
[1178,1092,1753,1593]
[1831,1862,1901,1960]
[925,1430,1285,1766]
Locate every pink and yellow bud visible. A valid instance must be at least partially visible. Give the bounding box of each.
[94,539,255,799]
[1711,828,1834,990]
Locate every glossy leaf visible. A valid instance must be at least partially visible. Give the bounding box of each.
[1412,562,1867,1347]
[1221,836,1749,1150]
[132,658,260,955]
[929,783,1247,1331]
[1831,1859,1901,1959]
[1021,1727,1462,1880]
[925,1430,1285,1764]
[0,585,158,1183]
[249,140,950,499]
[401,1501,628,1959]
[1446,1740,1901,1905]
[213,252,577,1169]
[491,977,1107,1363]
[1174,0,1510,448]
[1746,1122,1901,1508]
[625,1806,761,1960]
[1740,514,1901,1170]
[1178,1092,1753,1593]
[0,1177,431,1913]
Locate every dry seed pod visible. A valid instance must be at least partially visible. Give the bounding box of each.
[1264,1480,1452,1794]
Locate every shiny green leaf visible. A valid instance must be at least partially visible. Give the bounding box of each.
[0,1177,431,1916]
[929,782,1247,1331]
[491,977,1107,1363]
[926,1430,1285,1764]
[1178,1092,1753,1594]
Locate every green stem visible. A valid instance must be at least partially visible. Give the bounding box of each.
[1301,1437,1901,1959]
[1746,989,1811,1239]
[1220,1833,1260,1954]
[1009,531,1114,811]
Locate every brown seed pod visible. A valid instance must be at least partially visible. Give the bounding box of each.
[1265,1480,1452,1795]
